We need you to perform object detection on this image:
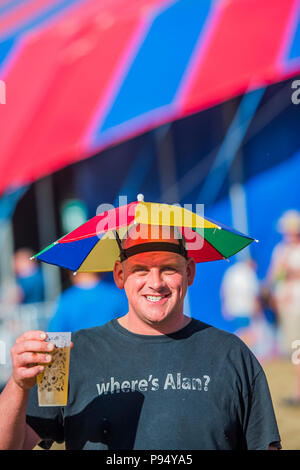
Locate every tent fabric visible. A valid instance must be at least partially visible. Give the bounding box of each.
[0,0,299,196]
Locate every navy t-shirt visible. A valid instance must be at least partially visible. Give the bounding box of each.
[26,318,281,450]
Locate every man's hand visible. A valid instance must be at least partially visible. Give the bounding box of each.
[10,331,54,391]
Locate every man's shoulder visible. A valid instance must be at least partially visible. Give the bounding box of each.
[190,319,263,379]
[189,318,240,341]
[189,318,258,356]
[71,319,115,340]
[69,320,118,361]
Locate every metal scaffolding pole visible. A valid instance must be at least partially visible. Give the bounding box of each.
[0,220,15,293]
[35,175,61,301]
[156,124,180,204]
[228,155,251,261]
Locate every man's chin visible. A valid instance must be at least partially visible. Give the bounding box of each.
[139,308,175,326]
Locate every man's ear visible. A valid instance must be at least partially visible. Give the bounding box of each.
[113,260,125,289]
[186,257,196,286]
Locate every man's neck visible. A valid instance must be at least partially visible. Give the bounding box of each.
[117,313,191,336]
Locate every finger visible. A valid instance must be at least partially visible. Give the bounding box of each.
[17,352,53,367]
[15,331,47,344]
[14,340,54,355]
[19,365,45,379]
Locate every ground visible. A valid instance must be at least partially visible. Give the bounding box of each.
[263,358,300,450]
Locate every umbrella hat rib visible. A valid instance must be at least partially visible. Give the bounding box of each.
[33,241,57,259]
[196,227,254,259]
[32,233,68,258]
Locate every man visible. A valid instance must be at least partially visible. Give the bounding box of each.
[0,224,281,450]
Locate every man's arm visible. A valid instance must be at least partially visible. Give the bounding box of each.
[0,330,53,450]
[23,424,42,450]
[0,376,41,449]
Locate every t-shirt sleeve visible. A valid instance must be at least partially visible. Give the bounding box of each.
[243,369,281,450]
[26,384,64,449]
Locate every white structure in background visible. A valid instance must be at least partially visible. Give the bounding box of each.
[221,260,260,322]
[221,259,277,360]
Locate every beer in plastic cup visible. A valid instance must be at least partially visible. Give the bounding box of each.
[37,332,71,407]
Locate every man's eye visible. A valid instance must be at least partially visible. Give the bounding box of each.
[163,267,176,273]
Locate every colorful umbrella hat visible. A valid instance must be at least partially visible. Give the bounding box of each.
[32,195,256,273]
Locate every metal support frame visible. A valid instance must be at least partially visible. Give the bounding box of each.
[197,87,266,205]
[35,175,61,301]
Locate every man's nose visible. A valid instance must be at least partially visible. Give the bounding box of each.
[148,268,164,290]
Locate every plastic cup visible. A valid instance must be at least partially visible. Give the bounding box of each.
[37,332,71,407]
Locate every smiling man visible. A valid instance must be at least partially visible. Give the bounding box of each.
[0,223,281,450]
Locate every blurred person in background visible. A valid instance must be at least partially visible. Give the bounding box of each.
[48,271,127,332]
[0,248,45,391]
[259,284,279,357]
[221,258,261,336]
[220,258,275,359]
[13,248,45,305]
[267,209,300,405]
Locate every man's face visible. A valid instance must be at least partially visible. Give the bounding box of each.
[113,226,195,327]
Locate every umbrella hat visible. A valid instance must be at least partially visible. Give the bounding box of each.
[32,196,256,272]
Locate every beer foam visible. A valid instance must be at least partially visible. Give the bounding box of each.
[46,332,71,348]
